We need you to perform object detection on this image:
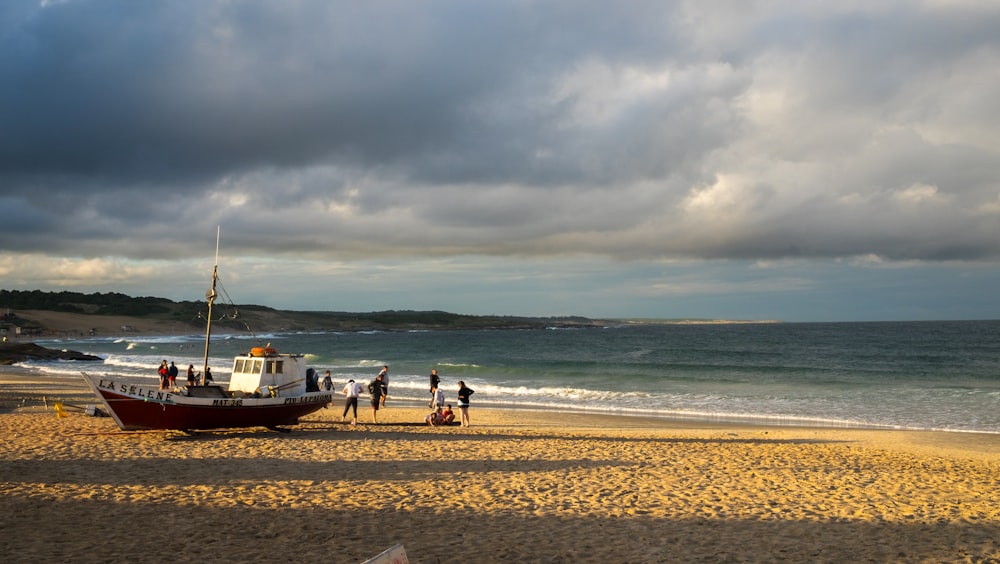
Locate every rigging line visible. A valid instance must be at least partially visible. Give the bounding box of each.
[210,275,264,345]
[240,320,261,343]
[215,277,238,311]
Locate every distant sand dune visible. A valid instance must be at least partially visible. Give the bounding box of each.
[5,310,199,337]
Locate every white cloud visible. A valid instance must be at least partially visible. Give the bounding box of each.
[1,1,999,320]
[0,254,164,287]
[892,183,947,205]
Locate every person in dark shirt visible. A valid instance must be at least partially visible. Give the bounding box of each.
[167,362,179,388]
[377,366,389,407]
[457,381,474,427]
[428,368,440,408]
[369,374,384,423]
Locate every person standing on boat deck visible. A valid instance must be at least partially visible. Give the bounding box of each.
[342,378,363,425]
[428,368,440,408]
[158,360,169,390]
[457,380,474,427]
[377,366,389,407]
[369,373,385,423]
[186,364,196,387]
[167,362,178,389]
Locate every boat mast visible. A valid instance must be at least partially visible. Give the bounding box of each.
[202,226,220,384]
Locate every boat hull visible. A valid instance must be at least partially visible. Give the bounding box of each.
[82,373,333,431]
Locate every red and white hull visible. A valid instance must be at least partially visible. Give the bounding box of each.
[82,373,333,431]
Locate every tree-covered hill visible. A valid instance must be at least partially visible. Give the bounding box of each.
[0,289,177,316]
[0,289,602,332]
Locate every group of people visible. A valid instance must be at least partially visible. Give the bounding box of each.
[331,365,389,425]
[328,365,474,427]
[427,368,474,428]
[425,404,455,426]
[156,359,474,428]
[158,360,211,390]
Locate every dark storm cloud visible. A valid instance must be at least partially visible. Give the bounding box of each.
[0,1,685,185]
[1,0,999,317]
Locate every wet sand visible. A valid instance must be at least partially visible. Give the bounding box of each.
[2,373,998,562]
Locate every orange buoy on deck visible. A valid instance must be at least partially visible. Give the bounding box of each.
[250,346,278,357]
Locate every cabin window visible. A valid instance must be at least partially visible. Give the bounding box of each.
[234,359,247,373]
[266,360,282,374]
[274,361,283,374]
[251,359,263,374]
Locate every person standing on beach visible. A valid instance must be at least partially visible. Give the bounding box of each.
[158,360,169,390]
[203,367,213,385]
[377,366,389,407]
[457,380,474,427]
[186,364,196,387]
[342,378,363,425]
[369,373,384,423]
[167,361,178,389]
[428,368,440,408]
[322,370,333,392]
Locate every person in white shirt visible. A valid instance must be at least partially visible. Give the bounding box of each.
[341,379,363,425]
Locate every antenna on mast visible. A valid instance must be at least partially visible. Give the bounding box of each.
[202,226,221,384]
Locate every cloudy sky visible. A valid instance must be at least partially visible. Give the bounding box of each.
[2,0,999,322]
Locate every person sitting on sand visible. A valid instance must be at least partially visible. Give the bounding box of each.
[440,404,455,425]
[425,407,444,426]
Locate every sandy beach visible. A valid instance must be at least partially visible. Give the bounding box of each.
[2,372,999,563]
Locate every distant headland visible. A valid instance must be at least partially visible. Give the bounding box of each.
[0,289,779,338]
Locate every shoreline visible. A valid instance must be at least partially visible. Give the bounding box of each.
[2,370,999,561]
[4,369,1000,461]
[4,364,1000,439]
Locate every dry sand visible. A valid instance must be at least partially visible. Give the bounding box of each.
[2,373,999,563]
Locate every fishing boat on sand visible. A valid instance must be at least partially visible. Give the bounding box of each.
[81,230,333,432]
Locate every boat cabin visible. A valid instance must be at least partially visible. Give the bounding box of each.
[228,347,309,397]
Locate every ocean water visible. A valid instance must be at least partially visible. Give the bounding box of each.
[23,320,1000,433]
